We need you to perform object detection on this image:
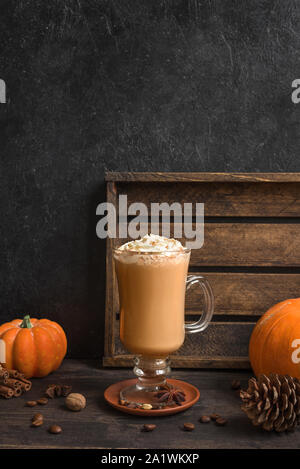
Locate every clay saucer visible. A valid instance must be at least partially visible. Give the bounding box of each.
[104,378,200,417]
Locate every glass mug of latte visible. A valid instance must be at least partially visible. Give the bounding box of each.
[114,234,214,408]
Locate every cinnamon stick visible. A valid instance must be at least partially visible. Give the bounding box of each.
[0,378,21,393]
[3,378,22,390]
[7,370,32,391]
[0,367,9,381]
[17,377,31,391]
[0,385,14,399]
[8,369,23,379]
[13,387,22,397]
[0,367,32,397]
[18,380,31,392]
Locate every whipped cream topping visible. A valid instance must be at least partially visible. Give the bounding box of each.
[117,234,184,253]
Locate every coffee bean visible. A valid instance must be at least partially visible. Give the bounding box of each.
[48,425,62,434]
[199,415,211,423]
[183,423,195,431]
[142,424,156,432]
[37,397,48,405]
[31,413,43,427]
[210,413,221,421]
[31,420,43,427]
[127,403,137,409]
[26,401,37,407]
[231,380,241,390]
[215,417,227,426]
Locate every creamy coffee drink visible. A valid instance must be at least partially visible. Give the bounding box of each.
[114,234,190,357]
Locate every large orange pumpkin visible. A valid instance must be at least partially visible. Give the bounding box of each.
[249,298,300,379]
[0,315,67,378]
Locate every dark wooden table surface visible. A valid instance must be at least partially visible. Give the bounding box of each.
[1,359,299,449]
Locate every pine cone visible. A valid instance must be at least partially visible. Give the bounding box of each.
[240,374,300,432]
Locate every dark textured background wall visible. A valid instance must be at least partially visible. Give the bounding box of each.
[1,0,300,358]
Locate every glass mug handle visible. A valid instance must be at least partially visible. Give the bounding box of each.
[185,275,214,334]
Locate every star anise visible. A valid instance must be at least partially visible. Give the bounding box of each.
[154,385,186,406]
[45,384,72,399]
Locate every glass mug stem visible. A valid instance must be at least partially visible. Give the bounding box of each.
[135,357,170,390]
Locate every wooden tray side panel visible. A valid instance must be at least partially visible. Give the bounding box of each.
[104,182,118,358]
[103,173,300,369]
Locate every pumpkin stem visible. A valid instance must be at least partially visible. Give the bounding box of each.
[20,315,33,329]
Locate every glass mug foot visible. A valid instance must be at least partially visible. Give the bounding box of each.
[119,356,182,409]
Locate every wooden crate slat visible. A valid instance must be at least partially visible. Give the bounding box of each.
[185,273,300,315]
[106,172,300,183]
[120,181,300,217]
[102,356,250,368]
[113,321,254,359]
[115,223,300,266]
[114,272,300,316]
[190,223,300,266]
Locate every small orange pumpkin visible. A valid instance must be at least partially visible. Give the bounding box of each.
[249,298,300,379]
[0,315,67,378]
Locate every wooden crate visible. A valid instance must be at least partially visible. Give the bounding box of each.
[103,172,300,368]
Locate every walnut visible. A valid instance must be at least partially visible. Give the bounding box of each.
[65,393,86,411]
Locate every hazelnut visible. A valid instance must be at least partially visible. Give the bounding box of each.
[65,393,86,411]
